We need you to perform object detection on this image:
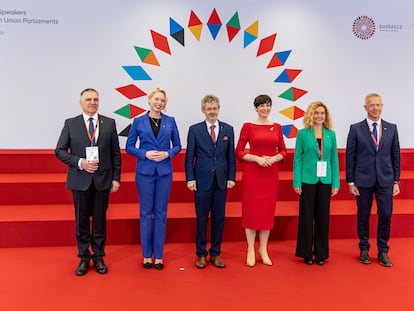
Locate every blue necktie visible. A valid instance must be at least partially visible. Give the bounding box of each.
[88,117,95,145]
[372,122,378,141]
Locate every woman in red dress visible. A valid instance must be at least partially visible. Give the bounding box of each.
[236,95,287,267]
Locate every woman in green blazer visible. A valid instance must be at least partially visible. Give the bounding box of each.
[293,101,340,265]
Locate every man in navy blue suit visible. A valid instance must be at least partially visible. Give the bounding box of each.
[346,93,400,267]
[185,94,236,268]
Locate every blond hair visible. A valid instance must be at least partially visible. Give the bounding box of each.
[365,93,382,104]
[201,94,220,109]
[147,87,168,111]
[303,101,333,129]
[148,87,168,102]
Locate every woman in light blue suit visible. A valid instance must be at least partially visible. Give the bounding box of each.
[126,88,181,270]
[293,101,339,265]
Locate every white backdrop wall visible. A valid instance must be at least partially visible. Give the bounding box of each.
[1,0,413,148]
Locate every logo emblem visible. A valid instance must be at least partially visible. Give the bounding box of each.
[352,16,376,40]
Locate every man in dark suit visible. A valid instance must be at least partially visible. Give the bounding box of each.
[346,93,400,267]
[185,94,236,268]
[56,88,121,276]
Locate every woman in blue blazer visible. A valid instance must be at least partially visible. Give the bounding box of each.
[126,88,181,270]
[293,101,340,265]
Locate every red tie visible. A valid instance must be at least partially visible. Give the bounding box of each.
[210,125,216,142]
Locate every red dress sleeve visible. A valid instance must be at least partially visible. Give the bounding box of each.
[236,123,249,162]
[276,123,287,158]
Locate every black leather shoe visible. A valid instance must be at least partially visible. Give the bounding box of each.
[304,258,313,265]
[316,259,324,265]
[75,259,90,276]
[93,257,108,274]
[378,253,392,267]
[360,250,371,264]
[154,262,164,270]
[143,262,153,269]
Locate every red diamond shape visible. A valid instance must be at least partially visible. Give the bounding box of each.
[151,30,171,55]
[257,33,277,57]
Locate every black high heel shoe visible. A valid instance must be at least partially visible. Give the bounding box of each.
[143,262,153,269]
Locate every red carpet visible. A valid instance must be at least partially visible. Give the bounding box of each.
[0,238,413,311]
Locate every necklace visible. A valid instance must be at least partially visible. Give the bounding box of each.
[150,117,160,127]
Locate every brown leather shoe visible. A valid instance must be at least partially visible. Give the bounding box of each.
[210,256,225,268]
[195,256,207,269]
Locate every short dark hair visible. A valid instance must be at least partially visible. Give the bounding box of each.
[254,94,272,108]
[80,88,99,97]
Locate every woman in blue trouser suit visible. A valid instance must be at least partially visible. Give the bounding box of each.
[126,88,181,270]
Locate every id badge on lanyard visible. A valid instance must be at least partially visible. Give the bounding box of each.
[316,135,326,177]
[86,146,99,163]
[317,160,327,177]
[85,117,99,163]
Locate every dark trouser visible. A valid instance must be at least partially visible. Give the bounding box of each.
[357,185,393,254]
[72,182,110,259]
[295,182,331,261]
[194,178,227,258]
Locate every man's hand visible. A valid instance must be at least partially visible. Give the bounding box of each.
[349,185,360,196]
[187,181,197,191]
[111,181,120,192]
[393,184,400,196]
[81,159,98,173]
[227,180,235,189]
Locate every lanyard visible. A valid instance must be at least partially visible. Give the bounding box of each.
[368,122,381,149]
[85,117,99,146]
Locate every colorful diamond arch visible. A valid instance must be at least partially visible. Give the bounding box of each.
[114,8,308,138]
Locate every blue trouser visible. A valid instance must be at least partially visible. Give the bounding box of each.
[136,172,172,259]
[194,178,227,257]
[357,185,393,254]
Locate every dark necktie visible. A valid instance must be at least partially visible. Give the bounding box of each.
[210,125,216,142]
[88,117,95,145]
[372,122,378,141]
